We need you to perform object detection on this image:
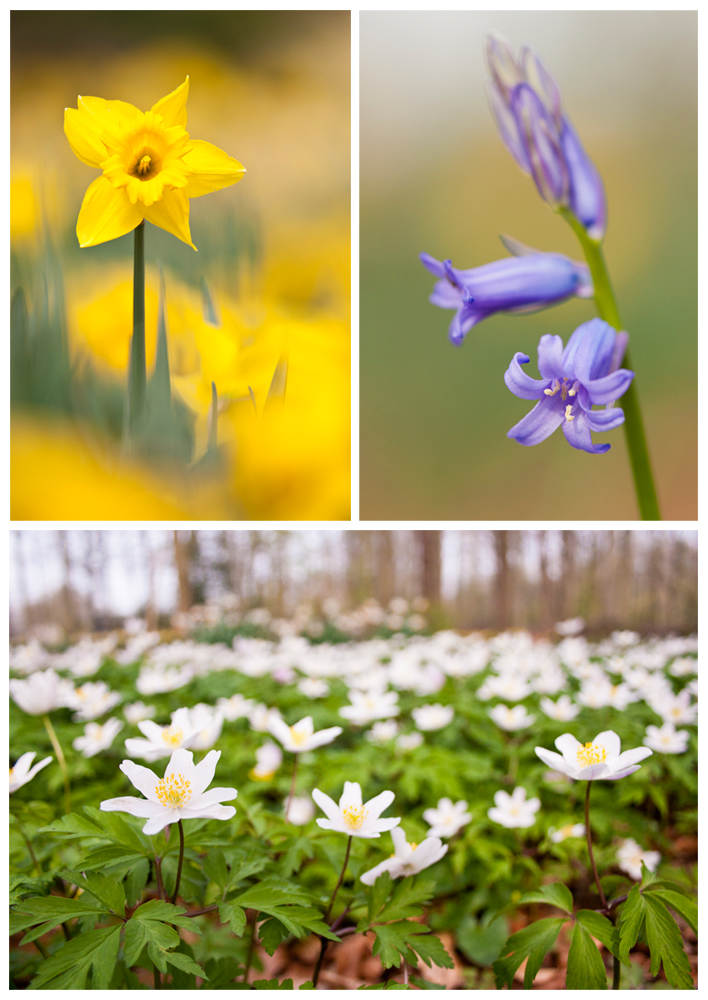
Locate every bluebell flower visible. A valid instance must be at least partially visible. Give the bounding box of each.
[505,318,633,454]
[486,34,607,240]
[420,237,592,346]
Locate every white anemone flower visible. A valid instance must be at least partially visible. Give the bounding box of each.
[73,718,124,758]
[555,618,585,636]
[549,822,586,843]
[643,723,690,755]
[339,689,400,726]
[616,838,661,881]
[397,732,424,752]
[297,677,330,699]
[124,707,201,761]
[124,701,157,724]
[365,720,399,744]
[411,704,454,731]
[9,752,52,793]
[251,741,283,780]
[488,787,540,829]
[423,798,471,838]
[10,670,66,715]
[216,693,256,721]
[539,695,580,722]
[488,704,535,732]
[535,731,652,781]
[285,796,315,825]
[67,682,122,722]
[268,715,342,754]
[668,658,697,678]
[360,827,448,884]
[184,704,224,751]
[249,704,283,732]
[650,690,697,726]
[100,749,237,836]
[312,780,400,839]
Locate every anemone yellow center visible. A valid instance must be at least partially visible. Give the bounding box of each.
[408,842,418,851]
[161,726,183,747]
[137,155,152,176]
[576,741,607,767]
[289,726,308,747]
[342,804,367,830]
[9,768,14,780]
[155,772,192,808]
[559,824,575,839]
[509,804,520,817]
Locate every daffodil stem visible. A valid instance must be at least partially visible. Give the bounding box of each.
[128,220,147,439]
[560,208,660,521]
[584,781,606,909]
[313,835,352,987]
[285,755,299,823]
[42,714,70,815]
[171,820,185,905]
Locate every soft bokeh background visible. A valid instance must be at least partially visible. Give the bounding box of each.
[11,11,350,520]
[360,11,696,520]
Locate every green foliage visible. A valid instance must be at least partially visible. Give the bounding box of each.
[455,913,508,966]
[359,875,452,972]
[28,925,121,990]
[566,920,607,990]
[515,881,573,915]
[618,883,694,989]
[493,917,566,990]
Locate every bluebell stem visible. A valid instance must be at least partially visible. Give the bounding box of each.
[420,238,592,345]
[486,34,606,240]
[504,317,633,454]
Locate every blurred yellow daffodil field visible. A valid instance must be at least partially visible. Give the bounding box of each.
[11,12,351,520]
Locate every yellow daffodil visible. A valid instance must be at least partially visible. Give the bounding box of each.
[64,77,245,249]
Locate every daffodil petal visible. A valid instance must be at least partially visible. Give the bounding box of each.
[151,76,190,128]
[76,176,143,248]
[142,188,196,249]
[64,107,108,167]
[78,95,144,146]
[182,139,246,198]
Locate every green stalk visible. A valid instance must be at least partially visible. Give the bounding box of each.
[312,835,352,987]
[42,714,71,815]
[284,754,299,823]
[127,220,147,441]
[560,208,661,520]
[584,782,620,988]
[171,820,185,905]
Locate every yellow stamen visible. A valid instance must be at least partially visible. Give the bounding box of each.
[289,726,308,747]
[544,380,560,397]
[408,842,418,851]
[155,772,192,808]
[576,741,607,767]
[161,726,183,747]
[342,804,368,830]
[137,155,152,176]
[565,404,575,422]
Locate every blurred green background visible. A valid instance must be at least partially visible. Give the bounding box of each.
[360,11,696,520]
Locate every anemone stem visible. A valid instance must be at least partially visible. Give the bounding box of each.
[171,820,185,905]
[584,781,606,909]
[313,835,352,986]
[42,714,70,815]
[285,754,299,823]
